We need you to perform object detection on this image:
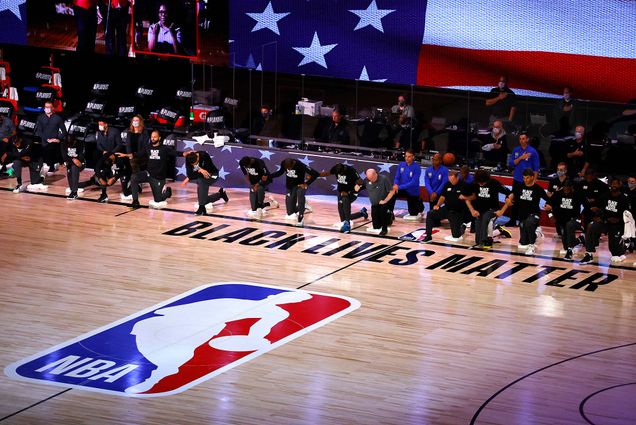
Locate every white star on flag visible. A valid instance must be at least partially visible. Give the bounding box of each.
[378,163,394,173]
[221,145,234,153]
[217,166,230,180]
[181,140,198,150]
[246,1,290,35]
[0,0,25,20]
[292,32,337,69]
[298,155,314,166]
[175,163,188,177]
[348,0,395,33]
[359,170,367,179]
[331,184,339,191]
[259,150,274,160]
[358,66,387,82]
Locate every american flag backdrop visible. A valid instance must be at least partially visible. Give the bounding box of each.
[230,0,636,102]
[0,0,27,46]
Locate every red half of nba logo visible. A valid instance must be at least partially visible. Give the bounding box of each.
[5,283,360,397]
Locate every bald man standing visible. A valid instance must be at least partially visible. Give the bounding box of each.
[355,169,395,236]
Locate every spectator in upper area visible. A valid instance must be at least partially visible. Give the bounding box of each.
[390,94,415,120]
[251,105,280,138]
[424,153,449,211]
[554,86,579,133]
[148,3,182,54]
[481,119,509,168]
[565,125,588,178]
[322,109,350,144]
[485,75,516,123]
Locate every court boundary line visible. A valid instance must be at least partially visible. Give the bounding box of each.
[0,389,72,422]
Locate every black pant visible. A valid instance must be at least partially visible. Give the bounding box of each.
[559,218,582,250]
[585,222,625,255]
[396,189,423,216]
[371,203,391,231]
[475,210,497,245]
[195,176,222,206]
[286,186,306,215]
[66,161,83,193]
[131,171,168,202]
[508,180,523,225]
[249,181,269,211]
[42,143,61,168]
[426,207,467,238]
[104,8,129,56]
[12,159,42,185]
[337,192,365,222]
[519,214,540,245]
[74,6,97,54]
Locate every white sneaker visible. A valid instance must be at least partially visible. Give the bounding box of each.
[40,164,50,177]
[518,244,529,250]
[610,255,626,263]
[536,226,544,239]
[27,183,48,192]
[256,208,263,218]
[205,203,214,212]
[121,193,133,201]
[267,196,279,209]
[559,249,568,255]
[246,210,258,218]
[148,200,167,209]
[333,221,345,228]
[304,204,313,213]
[444,235,463,242]
[284,213,298,220]
[403,214,419,221]
[366,227,382,234]
[12,184,24,193]
[525,244,536,256]
[65,187,84,194]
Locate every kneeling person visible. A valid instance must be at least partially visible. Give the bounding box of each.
[181,151,229,215]
[423,169,472,242]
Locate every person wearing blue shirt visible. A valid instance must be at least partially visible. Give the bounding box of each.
[424,153,449,212]
[508,132,539,225]
[392,149,423,220]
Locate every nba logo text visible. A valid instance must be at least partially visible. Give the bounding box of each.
[5,283,360,397]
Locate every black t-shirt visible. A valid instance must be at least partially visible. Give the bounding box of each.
[331,165,360,193]
[270,160,319,189]
[600,192,629,224]
[565,139,586,175]
[11,139,34,161]
[488,87,516,119]
[138,142,177,180]
[547,176,566,195]
[513,183,548,221]
[186,151,218,180]
[61,139,85,164]
[240,157,270,185]
[323,121,350,144]
[440,180,471,212]
[95,154,119,181]
[548,191,583,222]
[471,179,511,213]
[577,178,609,210]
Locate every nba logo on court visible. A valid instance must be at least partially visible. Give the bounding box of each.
[5,283,360,397]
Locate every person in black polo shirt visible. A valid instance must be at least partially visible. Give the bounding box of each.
[321,110,350,145]
[485,75,517,123]
[238,156,278,218]
[270,158,320,227]
[422,169,473,243]
[580,177,629,264]
[34,100,67,176]
[320,163,368,233]
[545,179,584,260]
[466,169,511,249]
[576,168,609,228]
[61,135,85,200]
[180,151,229,216]
[506,168,549,256]
[565,125,588,178]
[118,130,177,209]
[547,162,568,197]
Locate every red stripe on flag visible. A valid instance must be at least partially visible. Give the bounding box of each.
[417,45,636,103]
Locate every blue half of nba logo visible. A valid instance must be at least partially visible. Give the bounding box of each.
[5,283,360,397]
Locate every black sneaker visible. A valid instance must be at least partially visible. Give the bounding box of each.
[195,206,207,216]
[577,235,586,246]
[131,200,141,209]
[360,207,368,220]
[97,193,109,203]
[564,248,573,261]
[580,252,593,264]
[421,235,433,243]
[164,186,172,199]
[66,192,78,200]
[219,187,229,203]
[496,225,512,239]
[379,228,388,236]
[482,237,493,249]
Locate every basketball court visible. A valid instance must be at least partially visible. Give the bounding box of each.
[1,172,635,424]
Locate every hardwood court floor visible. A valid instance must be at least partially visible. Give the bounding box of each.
[1,171,635,425]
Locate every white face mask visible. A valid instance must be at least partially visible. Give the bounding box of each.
[132,121,140,128]
[492,127,501,135]
[563,94,571,101]
[628,182,636,190]
[44,107,52,114]
[575,131,583,139]
[98,125,105,132]
[498,82,506,89]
